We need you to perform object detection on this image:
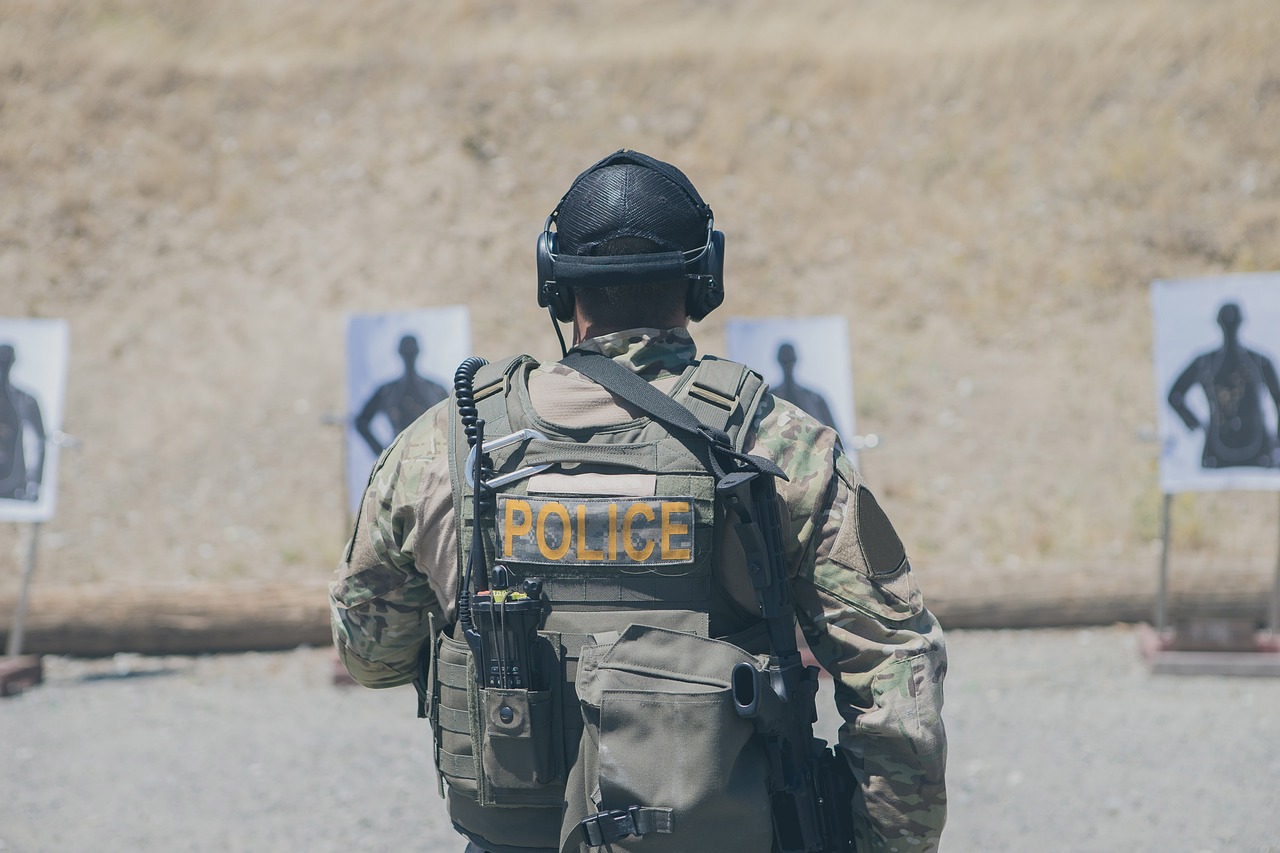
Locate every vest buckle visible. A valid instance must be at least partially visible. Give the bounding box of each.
[579,805,674,847]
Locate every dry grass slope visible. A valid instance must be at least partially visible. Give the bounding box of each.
[2,0,1279,609]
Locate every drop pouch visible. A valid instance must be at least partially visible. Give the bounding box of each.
[562,624,774,853]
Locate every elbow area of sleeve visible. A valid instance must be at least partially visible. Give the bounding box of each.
[329,598,423,689]
[849,649,948,848]
[333,638,417,689]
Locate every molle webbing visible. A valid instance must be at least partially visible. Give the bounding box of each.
[518,440,663,471]
[438,749,478,780]
[539,574,713,607]
[559,352,779,485]
[513,438,711,476]
[436,655,471,690]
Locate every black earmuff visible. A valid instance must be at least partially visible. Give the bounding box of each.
[536,229,575,323]
[685,230,725,321]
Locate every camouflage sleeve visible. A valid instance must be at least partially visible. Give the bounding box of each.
[797,449,948,852]
[329,403,453,688]
[747,396,947,851]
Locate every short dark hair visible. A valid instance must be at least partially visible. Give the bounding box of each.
[573,237,687,330]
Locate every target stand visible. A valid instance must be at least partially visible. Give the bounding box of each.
[1138,493,1280,676]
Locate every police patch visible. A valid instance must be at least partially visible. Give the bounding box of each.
[498,495,696,566]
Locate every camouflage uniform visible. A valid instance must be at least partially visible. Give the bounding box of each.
[332,327,947,851]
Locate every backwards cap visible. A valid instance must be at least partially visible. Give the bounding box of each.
[553,150,711,256]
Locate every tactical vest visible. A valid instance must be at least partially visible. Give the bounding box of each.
[424,353,778,853]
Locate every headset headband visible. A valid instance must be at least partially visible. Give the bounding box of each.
[542,215,716,289]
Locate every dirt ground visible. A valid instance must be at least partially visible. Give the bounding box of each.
[2,1,1280,613]
[3,627,1278,852]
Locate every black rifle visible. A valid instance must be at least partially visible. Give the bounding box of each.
[720,469,857,853]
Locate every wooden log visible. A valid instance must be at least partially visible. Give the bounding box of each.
[0,582,332,656]
[0,580,1274,656]
[929,590,1272,630]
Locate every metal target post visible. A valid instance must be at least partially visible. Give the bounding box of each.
[1155,490,1280,635]
[0,519,45,696]
[1143,489,1280,675]
[1271,492,1280,637]
[6,430,78,661]
[1155,493,1173,635]
[5,522,41,658]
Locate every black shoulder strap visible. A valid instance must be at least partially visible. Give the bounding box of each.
[559,350,785,482]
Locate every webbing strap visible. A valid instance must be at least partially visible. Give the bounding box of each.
[559,351,784,482]
[541,575,711,604]
[437,659,470,689]
[437,703,471,733]
[438,748,478,779]
[517,439,661,471]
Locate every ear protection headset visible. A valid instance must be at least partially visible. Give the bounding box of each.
[536,151,726,324]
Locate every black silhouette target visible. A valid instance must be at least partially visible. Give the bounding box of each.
[345,307,472,514]
[1153,276,1280,492]
[0,318,68,523]
[725,316,856,454]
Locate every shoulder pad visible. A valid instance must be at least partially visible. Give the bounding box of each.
[672,356,767,452]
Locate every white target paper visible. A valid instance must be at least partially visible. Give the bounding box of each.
[0,318,69,523]
[345,306,471,515]
[1151,274,1280,493]
[725,315,857,457]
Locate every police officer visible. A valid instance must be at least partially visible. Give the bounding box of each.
[331,151,947,853]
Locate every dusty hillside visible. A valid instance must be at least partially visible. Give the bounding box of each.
[2,0,1279,607]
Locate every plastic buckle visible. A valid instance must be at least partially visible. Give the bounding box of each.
[581,806,642,847]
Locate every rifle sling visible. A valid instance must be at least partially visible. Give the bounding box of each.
[560,350,797,657]
[559,351,784,481]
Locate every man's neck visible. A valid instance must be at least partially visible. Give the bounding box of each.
[573,318,689,345]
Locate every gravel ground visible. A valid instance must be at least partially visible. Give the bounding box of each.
[2,627,1278,852]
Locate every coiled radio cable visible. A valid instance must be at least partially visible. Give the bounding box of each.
[453,356,491,658]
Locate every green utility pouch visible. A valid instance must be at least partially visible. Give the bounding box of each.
[481,687,556,788]
[562,625,774,853]
[431,624,567,808]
